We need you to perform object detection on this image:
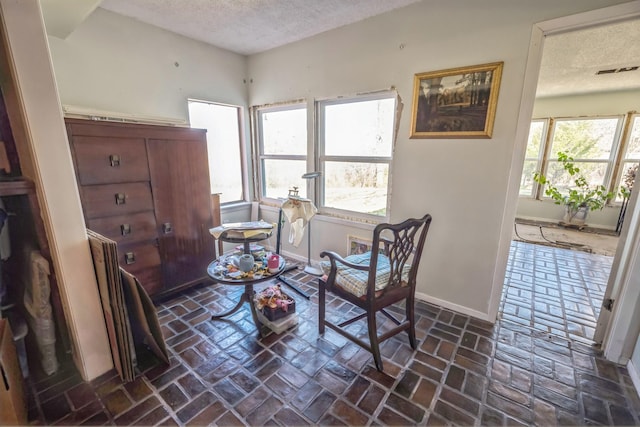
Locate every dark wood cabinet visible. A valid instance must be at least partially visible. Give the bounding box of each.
[66,119,215,299]
[147,137,214,288]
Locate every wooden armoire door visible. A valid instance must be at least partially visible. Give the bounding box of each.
[147,134,215,291]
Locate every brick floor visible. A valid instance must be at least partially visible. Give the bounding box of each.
[25,242,640,425]
[503,241,611,345]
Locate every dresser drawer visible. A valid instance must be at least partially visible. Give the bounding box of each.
[87,212,158,245]
[72,136,150,185]
[81,182,154,219]
[118,242,161,272]
[118,243,163,296]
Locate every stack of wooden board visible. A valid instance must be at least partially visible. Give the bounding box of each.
[87,230,168,382]
[87,230,135,381]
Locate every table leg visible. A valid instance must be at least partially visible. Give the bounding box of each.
[246,285,265,337]
[210,284,265,337]
[210,291,248,319]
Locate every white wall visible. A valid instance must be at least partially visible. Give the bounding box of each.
[47,7,256,203]
[517,89,640,229]
[247,0,632,319]
[47,8,248,122]
[533,90,640,118]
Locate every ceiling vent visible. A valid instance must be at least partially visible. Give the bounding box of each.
[596,66,639,75]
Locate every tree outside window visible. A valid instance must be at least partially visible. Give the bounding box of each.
[318,93,397,218]
[519,115,625,203]
[255,93,398,220]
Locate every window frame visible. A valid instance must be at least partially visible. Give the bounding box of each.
[520,119,549,198]
[187,98,247,205]
[254,101,308,204]
[612,113,640,201]
[521,114,627,205]
[316,91,398,221]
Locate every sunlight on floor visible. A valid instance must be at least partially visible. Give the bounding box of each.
[502,240,612,345]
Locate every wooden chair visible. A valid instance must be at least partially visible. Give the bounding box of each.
[318,214,432,371]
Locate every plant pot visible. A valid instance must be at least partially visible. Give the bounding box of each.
[563,205,589,226]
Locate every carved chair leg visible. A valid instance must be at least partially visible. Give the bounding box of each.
[368,310,383,371]
[318,278,326,335]
[407,296,416,349]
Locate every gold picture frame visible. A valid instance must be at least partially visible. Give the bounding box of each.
[409,62,503,139]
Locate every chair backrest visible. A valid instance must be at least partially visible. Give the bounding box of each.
[368,214,432,296]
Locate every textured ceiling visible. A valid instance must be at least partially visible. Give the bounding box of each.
[538,18,640,97]
[99,0,422,55]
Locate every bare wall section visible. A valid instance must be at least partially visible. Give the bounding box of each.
[47,7,248,123]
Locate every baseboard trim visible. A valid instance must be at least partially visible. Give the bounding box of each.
[627,359,640,400]
[415,291,493,322]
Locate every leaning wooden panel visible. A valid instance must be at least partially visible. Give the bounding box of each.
[86,230,134,382]
[120,268,169,365]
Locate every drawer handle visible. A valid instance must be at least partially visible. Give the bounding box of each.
[121,224,131,236]
[125,252,136,265]
[109,154,120,167]
[162,222,173,234]
[115,193,126,205]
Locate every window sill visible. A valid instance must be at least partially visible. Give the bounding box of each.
[259,202,380,229]
[220,200,252,213]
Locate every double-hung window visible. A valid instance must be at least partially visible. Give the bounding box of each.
[615,114,640,201]
[545,117,621,195]
[520,120,548,197]
[255,92,398,220]
[317,93,397,218]
[520,115,625,202]
[188,100,245,204]
[255,103,308,200]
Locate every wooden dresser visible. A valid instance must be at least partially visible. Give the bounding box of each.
[66,119,215,299]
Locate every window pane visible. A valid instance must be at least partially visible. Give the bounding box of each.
[324,98,395,157]
[188,101,243,203]
[616,161,639,201]
[261,108,307,155]
[624,116,640,160]
[262,159,308,199]
[520,160,538,196]
[544,161,607,195]
[549,118,619,160]
[324,161,388,216]
[525,121,544,159]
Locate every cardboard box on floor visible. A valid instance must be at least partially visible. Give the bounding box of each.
[0,318,27,425]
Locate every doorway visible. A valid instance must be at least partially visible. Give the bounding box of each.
[504,3,640,360]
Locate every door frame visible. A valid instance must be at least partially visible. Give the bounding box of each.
[502,0,640,362]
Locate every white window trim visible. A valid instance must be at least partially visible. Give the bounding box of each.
[523,114,627,205]
[521,118,550,199]
[188,98,248,205]
[254,101,308,206]
[316,90,398,222]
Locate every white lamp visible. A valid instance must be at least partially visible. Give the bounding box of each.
[301,171,323,276]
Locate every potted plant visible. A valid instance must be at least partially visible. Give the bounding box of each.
[533,152,616,226]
